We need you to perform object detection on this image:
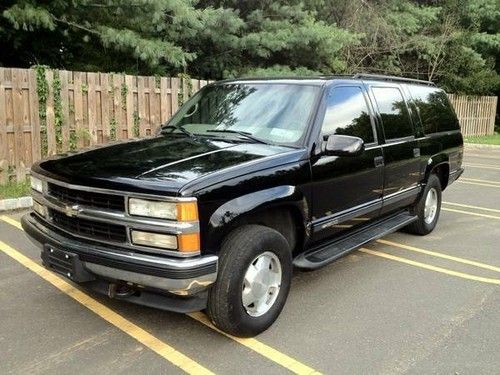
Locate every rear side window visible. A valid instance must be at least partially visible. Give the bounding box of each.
[408,85,459,134]
[321,86,375,143]
[372,87,414,139]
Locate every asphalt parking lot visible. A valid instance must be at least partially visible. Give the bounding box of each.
[1,147,499,375]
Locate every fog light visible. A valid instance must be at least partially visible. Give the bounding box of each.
[33,200,48,217]
[130,230,177,249]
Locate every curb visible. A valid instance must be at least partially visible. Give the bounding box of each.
[0,196,33,212]
[464,143,500,150]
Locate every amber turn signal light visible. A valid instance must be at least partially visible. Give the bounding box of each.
[176,202,199,221]
[178,233,200,253]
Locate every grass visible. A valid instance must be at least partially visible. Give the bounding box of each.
[464,132,500,145]
[0,180,31,199]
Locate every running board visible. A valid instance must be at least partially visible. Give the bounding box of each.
[294,211,417,270]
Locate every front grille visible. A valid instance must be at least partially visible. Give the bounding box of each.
[50,209,127,243]
[48,183,125,211]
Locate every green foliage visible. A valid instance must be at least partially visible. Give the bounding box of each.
[1,0,499,95]
[0,179,31,199]
[132,111,140,137]
[52,70,63,152]
[34,65,49,156]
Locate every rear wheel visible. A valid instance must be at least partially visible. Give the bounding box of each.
[406,174,442,235]
[207,225,292,337]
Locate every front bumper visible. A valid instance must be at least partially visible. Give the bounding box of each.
[22,213,218,309]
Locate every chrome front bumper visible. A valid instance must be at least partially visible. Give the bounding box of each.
[22,213,218,296]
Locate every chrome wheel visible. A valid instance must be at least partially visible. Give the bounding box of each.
[242,251,282,317]
[424,187,438,224]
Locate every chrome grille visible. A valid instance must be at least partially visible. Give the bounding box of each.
[48,183,125,211]
[50,209,127,243]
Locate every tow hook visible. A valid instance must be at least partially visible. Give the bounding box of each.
[108,283,135,298]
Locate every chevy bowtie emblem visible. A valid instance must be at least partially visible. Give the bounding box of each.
[64,204,82,217]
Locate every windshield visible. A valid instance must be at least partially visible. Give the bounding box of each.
[164,83,320,146]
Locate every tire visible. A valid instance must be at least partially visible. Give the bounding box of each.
[207,224,292,337]
[405,174,442,235]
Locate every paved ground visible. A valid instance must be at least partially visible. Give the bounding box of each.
[0,147,499,375]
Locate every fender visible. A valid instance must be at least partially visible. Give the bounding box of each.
[205,185,310,251]
[423,153,449,188]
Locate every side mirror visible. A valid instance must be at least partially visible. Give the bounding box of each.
[324,134,364,157]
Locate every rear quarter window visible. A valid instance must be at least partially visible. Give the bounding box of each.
[408,86,459,134]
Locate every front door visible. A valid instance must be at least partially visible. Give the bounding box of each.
[311,84,384,243]
[367,84,422,214]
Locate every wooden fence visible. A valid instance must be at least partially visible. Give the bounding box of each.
[448,94,497,137]
[0,66,498,183]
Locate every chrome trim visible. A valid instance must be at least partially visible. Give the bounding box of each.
[34,191,199,234]
[31,173,201,258]
[83,262,217,295]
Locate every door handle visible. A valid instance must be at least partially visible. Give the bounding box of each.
[413,148,421,158]
[374,156,384,168]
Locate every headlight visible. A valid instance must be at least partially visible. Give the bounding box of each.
[131,230,178,249]
[30,176,43,193]
[128,198,198,221]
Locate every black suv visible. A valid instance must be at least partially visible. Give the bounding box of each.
[23,74,464,337]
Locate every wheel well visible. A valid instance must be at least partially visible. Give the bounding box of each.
[227,206,304,255]
[431,163,449,190]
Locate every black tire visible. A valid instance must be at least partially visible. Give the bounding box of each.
[405,174,442,235]
[207,225,292,337]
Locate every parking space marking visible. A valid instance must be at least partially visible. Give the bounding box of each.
[457,180,500,188]
[465,154,500,160]
[443,202,500,214]
[359,248,500,285]
[463,163,500,171]
[442,207,500,220]
[376,239,500,273]
[0,215,323,375]
[459,177,500,186]
[0,240,214,375]
[189,312,321,375]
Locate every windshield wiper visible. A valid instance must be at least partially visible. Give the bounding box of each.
[206,129,269,144]
[160,124,194,138]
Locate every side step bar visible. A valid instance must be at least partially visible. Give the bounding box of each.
[294,211,417,270]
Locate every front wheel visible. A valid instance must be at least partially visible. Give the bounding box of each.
[405,174,442,235]
[207,225,292,337]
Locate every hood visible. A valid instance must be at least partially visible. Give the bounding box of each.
[35,135,300,195]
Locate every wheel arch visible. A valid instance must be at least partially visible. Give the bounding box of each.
[424,154,450,190]
[205,185,309,255]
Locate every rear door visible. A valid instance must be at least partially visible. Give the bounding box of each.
[366,83,422,214]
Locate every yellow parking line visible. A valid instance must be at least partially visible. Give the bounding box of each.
[189,312,321,375]
[460,177,500,186]
[359,248,500,285]
[457,180,500,188]
[0,240,213,375]
[442,202,500,214]
[0,215,322,375]
[442,207,500,220]
[376,239,500,273]
[463,163,500,170]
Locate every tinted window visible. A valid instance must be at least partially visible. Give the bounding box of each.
[321,86,375,143]
[372,87,414,139]
[408,85,459,134]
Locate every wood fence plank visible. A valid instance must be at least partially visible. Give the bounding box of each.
[137,76,147,137]
[60,70,70,152]
[0,69,8,183]
[45,70,57,157]
[28,69,41,166]
[87,72,97,145]
[125,75,134,138]
[73,72,84,148]
[101,73,110,142]
[171,78,179,115]
[160,77,169,124]
[12,69,25,181]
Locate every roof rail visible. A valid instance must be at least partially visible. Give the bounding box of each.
[353,73,436,86]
